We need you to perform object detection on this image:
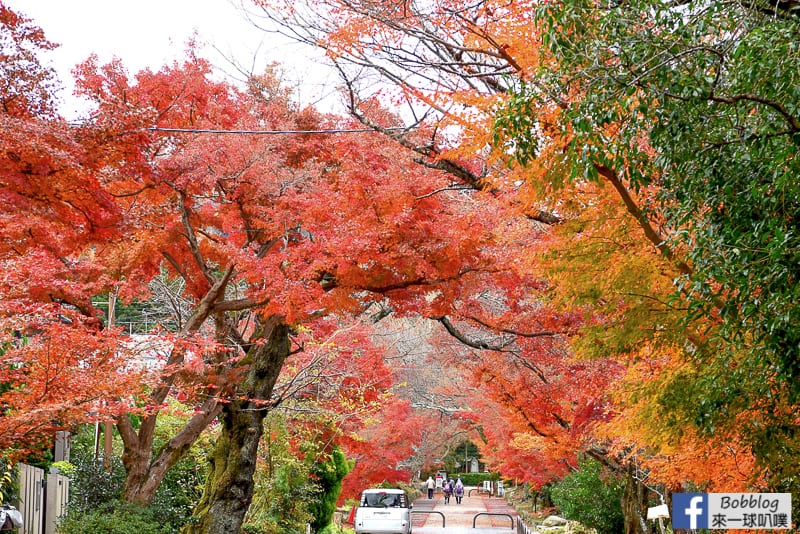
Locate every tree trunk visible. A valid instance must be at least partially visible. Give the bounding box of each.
[119,271,235,505]
[120,395,223,504]
[120,428,155,505]
[183,316,290,534]
[621,464,654,534]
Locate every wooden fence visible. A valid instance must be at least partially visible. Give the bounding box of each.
[16,463,69,534]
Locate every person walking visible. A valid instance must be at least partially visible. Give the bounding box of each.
[454,477,464,504]
[443,479,453,504]
[426,476,435,499]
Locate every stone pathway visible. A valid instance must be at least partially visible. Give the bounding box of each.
[411,489,520,533]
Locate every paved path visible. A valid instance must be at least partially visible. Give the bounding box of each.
[411,489,520,533]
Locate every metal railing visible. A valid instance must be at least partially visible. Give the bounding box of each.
[472,512,515,529]
[410,509,446,527]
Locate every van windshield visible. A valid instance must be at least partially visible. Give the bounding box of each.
[362,492,403,507]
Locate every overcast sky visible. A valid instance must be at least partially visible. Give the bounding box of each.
[6,0,338,118]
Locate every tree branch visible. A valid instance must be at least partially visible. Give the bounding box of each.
[434,315,516,351]
[595,164,692,277]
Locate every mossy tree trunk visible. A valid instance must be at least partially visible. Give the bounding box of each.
[182,316,290,534]
[621,463,655,534]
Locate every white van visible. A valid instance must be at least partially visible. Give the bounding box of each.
[354,488,413,534]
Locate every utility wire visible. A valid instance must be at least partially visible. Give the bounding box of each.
[146,126,413,135]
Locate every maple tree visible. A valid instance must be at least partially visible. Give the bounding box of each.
[249,0,800,529]
[252,0,635,463]
[496,0,800,498]
[367,315,484,479]
[3,7,552,531]
[0,3,143,454]
[257,319,424,505]
[8,1,796,531]
[0,2,58,118]
[414,300,623,487]
[252,0,544,205]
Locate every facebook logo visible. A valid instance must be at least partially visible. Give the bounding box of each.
[673,493,709,529]
[673,492,792,529]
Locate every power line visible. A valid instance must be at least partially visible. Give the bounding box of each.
[146,126,412,135]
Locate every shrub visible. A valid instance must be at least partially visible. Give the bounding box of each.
[550,456,624,534]
[66,454,127,512]
[308,448,351,532]
[56,501,171,534]
[0,459,17,504]
[58,423,205,532]
[451,472,493,487]
[394,481,422,502]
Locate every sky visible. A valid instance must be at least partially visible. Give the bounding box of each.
[6,0,339,118]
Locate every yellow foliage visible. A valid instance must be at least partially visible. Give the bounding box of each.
[508,432,548,452]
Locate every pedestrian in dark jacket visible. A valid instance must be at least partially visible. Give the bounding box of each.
[443,479,453,504]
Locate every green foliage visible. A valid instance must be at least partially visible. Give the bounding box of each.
[550,457,624,534]
[454,472,494,487]
[495,0,800,489]
[0,459,15,505]
[62,428,127,512]
[60,422,205,532]
[308,447,352,532]
[244,414,355,534]
[394,481,422,502]
[66,454,127,512]
[21,448,54,472]
[439,440,480,476]
[56,501,173,534]
[244,415,315,534]
[51,461,76,477]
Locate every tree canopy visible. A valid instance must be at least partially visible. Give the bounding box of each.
[255,0,799,520]
[2,0,798,532]
[496,0,800,489]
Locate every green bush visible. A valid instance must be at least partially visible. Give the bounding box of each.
[241,521,279,534]
[308,448,351,532]
[0,459,17,504]
[244,416,315,534]
[550,457,624,534]
[394,481,422,502]
[67,454,127,512]
[59,423,205,532]
[56,501,172,534]
[452,472,494,487]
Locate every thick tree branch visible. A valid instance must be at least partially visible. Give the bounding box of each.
[595,164,693,277]
[148,266,235,409]
[434,315,516,351]
[708,93,800,131]
[212,297,270,313]
[465,314,562,339]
